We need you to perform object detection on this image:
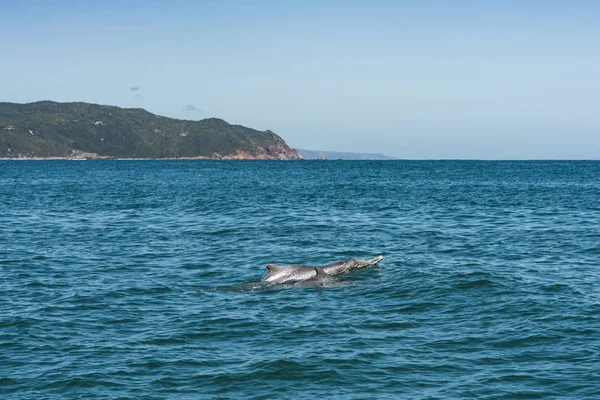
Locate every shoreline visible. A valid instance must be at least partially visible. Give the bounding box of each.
[0,156,304,161]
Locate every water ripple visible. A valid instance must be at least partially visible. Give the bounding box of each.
[1,160,599,399]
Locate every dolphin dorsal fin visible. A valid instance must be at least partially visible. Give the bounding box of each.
[266,264,277,271]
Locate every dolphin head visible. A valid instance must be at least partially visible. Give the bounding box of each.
[371,255,384,264]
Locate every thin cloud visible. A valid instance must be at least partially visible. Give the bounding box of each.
[182,104,203,113]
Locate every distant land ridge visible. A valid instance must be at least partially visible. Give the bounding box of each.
[296,149,395,160]
[0,101,302,159]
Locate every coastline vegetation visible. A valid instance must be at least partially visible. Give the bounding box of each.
[0,101,301,159]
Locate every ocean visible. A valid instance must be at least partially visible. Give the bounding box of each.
[1,160,599,399]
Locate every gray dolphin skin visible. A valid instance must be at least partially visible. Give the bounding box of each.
[321,255,384,275]
[261,255,384,284]
[295,267,341,287]
[261,263,317,284]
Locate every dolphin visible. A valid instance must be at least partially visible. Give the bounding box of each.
[262,263,317,284]
[294,267,341,287]
[261,255,384,284]
[321,255,384,275]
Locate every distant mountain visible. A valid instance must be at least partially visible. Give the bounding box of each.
[296,149,395,160]
[0,101,302,159]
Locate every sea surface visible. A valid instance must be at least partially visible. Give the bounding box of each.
[1,160,599,399]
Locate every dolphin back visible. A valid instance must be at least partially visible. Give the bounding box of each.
[295,267,340,287]
[261,264,317,283]
[322,255,384,275]
[261,255,383,283]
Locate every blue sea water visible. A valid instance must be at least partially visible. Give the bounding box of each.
[1,160,599,399]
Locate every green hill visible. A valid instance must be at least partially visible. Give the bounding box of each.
[0,101,302,159]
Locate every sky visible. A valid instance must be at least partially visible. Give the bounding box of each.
[1,0,599,159]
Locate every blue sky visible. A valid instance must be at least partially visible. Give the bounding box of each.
[1,1,599,158]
